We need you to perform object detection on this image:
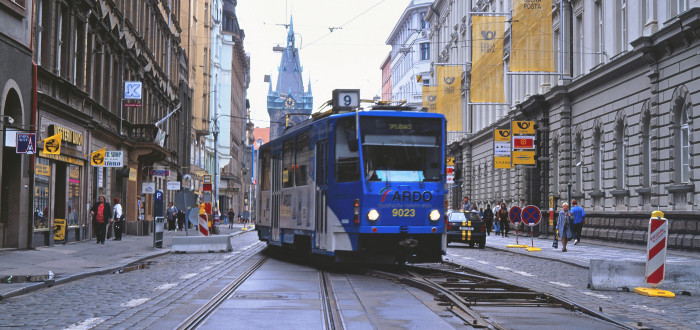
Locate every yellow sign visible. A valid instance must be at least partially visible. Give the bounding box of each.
[129,168,137,182]
[494,156,511,169]
[416,75,422,82]
[36,163,51,176]
[38,151,84,165]
[43,133,62,155]
[422,86,438,113]
[549,195,554,209]
[511,0,554,72]
[90,148,106,166]
[446,157,455,166]
[513,150,536,165]
[436,65,463,131]
[49,124,84,146]
[471,15,506,103]
[513,121,536,135]
[53,218,66,241]
[494,129,511,142]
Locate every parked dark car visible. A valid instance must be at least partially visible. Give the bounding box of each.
[446,210,486,248]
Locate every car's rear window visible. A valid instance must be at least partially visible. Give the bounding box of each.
[449,212,466,221]
[467,212,481,221]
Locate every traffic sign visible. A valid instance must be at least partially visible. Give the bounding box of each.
[645,211,668,287]
[521,205,542,226]
[508,206,522,224]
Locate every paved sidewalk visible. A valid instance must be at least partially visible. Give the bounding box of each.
[480,231,700,268]
[0,223,255,300]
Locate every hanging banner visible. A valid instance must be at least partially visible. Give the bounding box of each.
[90,148,106,166]
[436,65,462,131]
[42,133,62,155]
[422,86,438,113]
[471,15,506,103]
[511,0,554,72]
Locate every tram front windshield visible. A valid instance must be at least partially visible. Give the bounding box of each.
[361,117,442,182]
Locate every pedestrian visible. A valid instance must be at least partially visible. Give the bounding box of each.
[570,199,586,245]
[497,202,509,237]
[90,195,112,244]
[492,203,501,234]
[462,197,472,212]
[177,210,186,231]
[556,202,574,252]
[166,202,178,233]
[483,204,494,236]
[228,208,235,229]
[112,197,123,240]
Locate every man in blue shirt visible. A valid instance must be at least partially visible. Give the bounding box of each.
[570,199,586,245]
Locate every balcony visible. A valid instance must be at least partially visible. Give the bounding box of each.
[128,124,158,143]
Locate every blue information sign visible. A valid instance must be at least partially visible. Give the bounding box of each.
[16,133,36,154]
[521,205,542,226]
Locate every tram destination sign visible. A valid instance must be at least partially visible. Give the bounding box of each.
[104,151,123,167]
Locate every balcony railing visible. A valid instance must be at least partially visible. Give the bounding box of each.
[128,124,159,143]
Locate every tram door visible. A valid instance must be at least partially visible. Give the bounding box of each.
[271,156,282,242]
[314,140,328,250]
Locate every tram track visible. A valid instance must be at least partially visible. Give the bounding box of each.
[370,262,640,329]
[320,270,345,330]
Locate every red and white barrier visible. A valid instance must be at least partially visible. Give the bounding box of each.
[199,213,210,236]
[645,211,668,287]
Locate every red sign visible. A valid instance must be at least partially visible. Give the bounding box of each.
[513,136,535,149]
[521,205,541,226]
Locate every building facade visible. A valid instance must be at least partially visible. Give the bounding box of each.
[26,0,187,246]
[266,18,313,140]
[0,0,34,248]
[385,0,433,108]
[425,0,699,250]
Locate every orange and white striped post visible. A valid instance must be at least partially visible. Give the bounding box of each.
[645,210,668,287]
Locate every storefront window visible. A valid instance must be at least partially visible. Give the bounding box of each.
[68,165,81,226]
[34,158,50,230]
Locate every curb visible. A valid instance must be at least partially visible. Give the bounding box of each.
[0,230,252,301]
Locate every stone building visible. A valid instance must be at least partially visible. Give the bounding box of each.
[0,0,34,248]
[28,0,188,246]
[425,1,699,249]
[266,17,313,140]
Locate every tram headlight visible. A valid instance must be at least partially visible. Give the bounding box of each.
[429,209,441,222]
[367,209,379,222]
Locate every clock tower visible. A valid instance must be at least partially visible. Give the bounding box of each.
[267,16,313,140]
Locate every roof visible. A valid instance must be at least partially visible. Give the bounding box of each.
[253,127,271,149]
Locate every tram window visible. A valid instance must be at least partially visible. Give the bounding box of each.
[295,133,310,186]
[282,139,294,188]
[261,149,271,191]
[335,118,360,182]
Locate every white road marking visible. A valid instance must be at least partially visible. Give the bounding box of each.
[582,291,610,299]
[201,266,212,271]
[213,261,223,265]
[155,283,178,290]
[496,266,512,271]
[475,260,489,265]
[513,271,534,277]
[180,273,198,280]
[461,256,473,260]
[120,298,149,307]
[548,281,572,287]
[64,318,104,330]
[631,305,664,314]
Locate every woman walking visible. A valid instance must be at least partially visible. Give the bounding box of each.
[556,202,574,252]
[497,202,509,237]
[90,195,112,244]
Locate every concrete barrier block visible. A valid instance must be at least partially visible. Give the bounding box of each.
[589,259,700,295]
[693,236,700,249]
[668,233,681,248]
[682,234,694,249]
[170,235,233,253]
[622,230,634,241]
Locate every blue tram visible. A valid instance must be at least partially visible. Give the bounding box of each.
[255,99,446,263]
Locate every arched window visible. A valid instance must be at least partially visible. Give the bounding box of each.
[681,107,690,183]
[576,133,584,192]
[615,120,627,189]
[641,112,652,187]
[552,138,559,190]
[593,127,602,191]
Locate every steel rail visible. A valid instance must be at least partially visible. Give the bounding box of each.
[176,256,269,330]
[320,271,345,330]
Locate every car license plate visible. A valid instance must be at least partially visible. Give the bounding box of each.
[460,226,473,230]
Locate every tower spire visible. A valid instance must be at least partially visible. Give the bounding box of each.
[287,16,295,48]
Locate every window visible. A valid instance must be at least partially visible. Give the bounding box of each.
[576,133,584,192]
[56,4,68,76]
[420,12,429,29]
[261,149,271,191]
[642,114,652,186]
[615,121,627,189]
[36,0,51,66]
[282,139,294,188]
[552,139,559,189]
[334,118,360,182]
[681,107,690,183]
[618,0,628,52]
[420,43,430,60]
[575,14,584,75]
[295,134,310,186]
[670,0,689,17]
[593,128,602,190]
[594,2,604,65]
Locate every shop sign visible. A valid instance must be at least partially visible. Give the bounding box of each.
[142,182,156,194]
[53,219,67,241]
[512,121,535,135]
[36,163,51,176]
[48,124,83,146]
[97,167,103,187]
[494,141,511,156]
[129,168,137,181]
[512,151,536,165]
[494,156,512,169]
[150,169,169,176]
[513,136,535,149]
[167,181,181,191]
[38,151,84,165]
[104,151,123,167]
[16,133,37,154]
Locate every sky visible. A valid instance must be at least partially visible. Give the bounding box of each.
[236,0,410,128]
